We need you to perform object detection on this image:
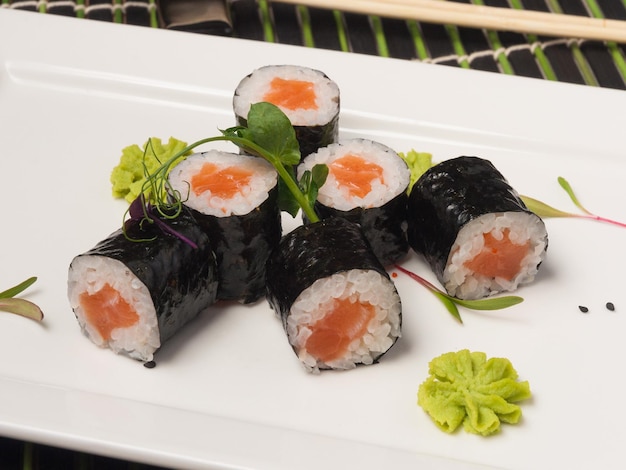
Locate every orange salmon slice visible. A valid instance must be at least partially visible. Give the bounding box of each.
[304,297,375,363]
[262,77,318,111]
[329,154,384,198]
[79,283,140,341]
[191,162,253,199]
[464,229,530,280]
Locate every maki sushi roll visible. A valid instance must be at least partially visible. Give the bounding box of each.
[67,209,219,362]
[233,64,340,158]
[266,217,402,373]
[168,150,281,303]
[298,139,411,266]
[407,156,548,300]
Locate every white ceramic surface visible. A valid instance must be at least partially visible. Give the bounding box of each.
[1,8,625,469]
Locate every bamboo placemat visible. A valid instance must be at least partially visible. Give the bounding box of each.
[1,0,625,468]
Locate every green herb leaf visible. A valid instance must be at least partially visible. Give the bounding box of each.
[394,264,522,322]
[454,296,524,311]
[520,195,576,218]
[558,176,591,214]
[0,298,44,321]
[0,276,37,299]
[0,277,44,321]
[245,102,301,166]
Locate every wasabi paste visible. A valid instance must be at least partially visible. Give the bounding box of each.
[418,349,531,436]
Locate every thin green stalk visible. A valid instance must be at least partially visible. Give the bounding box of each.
[582,0,626,83]
[75,0,85,19]
[149,0,159,28]
[471,0,514,75]
[258,0,275,43]
[370,16,389,58]
[113,0,123,24]
[445,24,470,68]
[297,5,315,47]
[407,20,430,60]
[333,10,350,52]
[22,442,34,470]
[507,0,558,81]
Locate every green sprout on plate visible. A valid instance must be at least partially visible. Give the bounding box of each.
[0,277,44,321]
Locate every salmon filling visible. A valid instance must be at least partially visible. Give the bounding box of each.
[263,77,318,111]
[304,297,375,363]
[329,154,385,198]
[464,229,531,280]
[190,162,253,199]
[79,283,140,341]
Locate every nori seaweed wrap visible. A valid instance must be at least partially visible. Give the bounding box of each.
[266,217,402,372]
[407,156,548,299]
[168,150,282,304]
[67,208,219,362]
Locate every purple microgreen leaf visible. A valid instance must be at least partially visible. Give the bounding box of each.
[0,298,44,321]
[151,215,198,250]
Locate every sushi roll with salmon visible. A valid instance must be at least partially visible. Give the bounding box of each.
[407,156,548,300]
[266,217,402,373]
[168,150,281,303]
[67,209,218,362]
[233,65,340,158]
[298,139,411,266]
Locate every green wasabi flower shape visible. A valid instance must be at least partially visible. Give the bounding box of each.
[418,349,531,436]
[111,137,190,203]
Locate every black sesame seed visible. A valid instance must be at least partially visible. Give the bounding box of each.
[578,305,589,313]
[143,360,157,369]
[606,302,615,312]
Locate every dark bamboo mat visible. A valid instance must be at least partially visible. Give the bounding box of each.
[1,0,625,468]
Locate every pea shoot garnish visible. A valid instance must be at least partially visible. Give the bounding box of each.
[522,176,626,228]
[0,277,44,322]
[122,102,326,243]
[394,264,523,323]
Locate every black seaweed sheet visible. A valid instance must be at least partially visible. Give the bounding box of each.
[187,185,282,304]
[312,191,409,267]
[266,217,393,328]
[73,209,219,347]
[407,156,532,281]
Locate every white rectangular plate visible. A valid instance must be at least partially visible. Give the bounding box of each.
[1,9,625,470]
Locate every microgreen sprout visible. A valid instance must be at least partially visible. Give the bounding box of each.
[0,277,44,321]
[394,264,523,323]
[123,102,324,242]
[521,176,626,228]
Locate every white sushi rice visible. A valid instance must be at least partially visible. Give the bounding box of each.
[298,139,410,211]
[443,212,548,300]
[68,255,161,362]
[168,151,278,218]
[233,64,340,126]
[287,269,402,373]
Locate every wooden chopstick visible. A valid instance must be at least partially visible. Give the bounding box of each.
[274,0,626,43]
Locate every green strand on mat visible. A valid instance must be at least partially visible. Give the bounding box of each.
[38,0,46,13]
[370,16,389,58]
[258,0,275,43]
[149,0,159,28]
[507,0,557,81]
[22,442,33,470]
[469,0,514,75]
[333,10,350,52]
[297,5,315,48]
[75,0,85,19]
[113,0,123,23]
[581,0,626,83]
[406,20,430,60]
[546,0,598,86]
[445,24,470,69]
